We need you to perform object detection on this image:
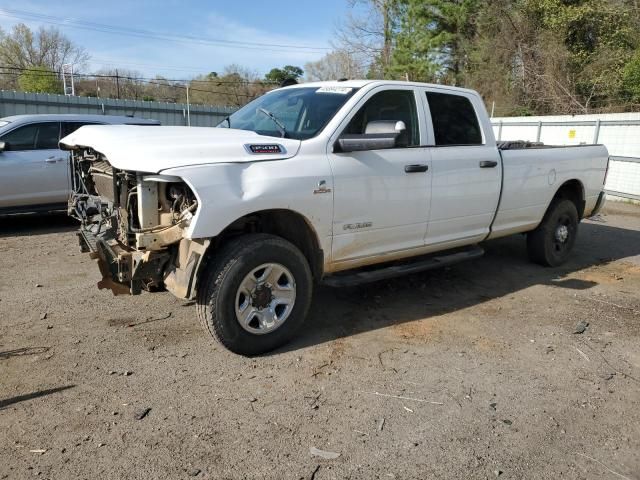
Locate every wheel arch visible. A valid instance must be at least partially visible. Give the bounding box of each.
[205,209,324,281]
[551,179,585,219]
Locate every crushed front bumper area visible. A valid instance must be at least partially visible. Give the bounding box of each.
[68,151,203,297]
[78,228,170,295]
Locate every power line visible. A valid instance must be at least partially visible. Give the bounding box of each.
[0,66,279,86]
[88,58,292,81]
[144,79,262,99]
[0,68,268,99]
[7,68,638,112]
[0,8,332,53]
[89,57,218,75]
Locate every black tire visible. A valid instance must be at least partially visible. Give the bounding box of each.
[196,234,313,356]
[527,199,579,267]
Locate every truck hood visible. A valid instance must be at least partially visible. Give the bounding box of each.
[60,125,302,173]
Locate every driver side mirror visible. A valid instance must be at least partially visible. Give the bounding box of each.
[336,120,406,153]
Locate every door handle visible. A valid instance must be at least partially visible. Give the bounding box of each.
[404,164,429,173]
[479,160,498,168]
[45,156,64,163]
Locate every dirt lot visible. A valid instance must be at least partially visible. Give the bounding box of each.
[1,203,639,480]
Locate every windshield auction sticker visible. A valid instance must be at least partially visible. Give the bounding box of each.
[316,86,353,94]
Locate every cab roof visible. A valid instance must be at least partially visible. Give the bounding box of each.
[281,79,478,96]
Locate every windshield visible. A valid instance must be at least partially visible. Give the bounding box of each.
[218,86,359,140]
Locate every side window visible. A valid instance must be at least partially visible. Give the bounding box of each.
[35,122,60,149]
[1,124,38,150]
[344,90,419,147]
[0,122,60,151]
[61,122,100,137]
[425,92,482,146]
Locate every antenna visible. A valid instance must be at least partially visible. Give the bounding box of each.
[62,63,75,96]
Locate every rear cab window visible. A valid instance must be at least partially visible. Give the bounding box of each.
[425,92,483,146]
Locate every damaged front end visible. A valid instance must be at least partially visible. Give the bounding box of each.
[68,148,207,297]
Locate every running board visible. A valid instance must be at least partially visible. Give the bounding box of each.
[323,246,485,288]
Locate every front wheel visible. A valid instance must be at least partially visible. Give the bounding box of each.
[527,199,579,267]
[196,234,313,356]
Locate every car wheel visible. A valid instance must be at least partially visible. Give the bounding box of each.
[527,199,579,267]
[196,234,313,356]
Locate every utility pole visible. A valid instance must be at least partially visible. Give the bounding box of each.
[62,64,75,96]
[186,84,191,127]
[115,69,121,99]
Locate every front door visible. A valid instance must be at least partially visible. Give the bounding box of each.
[0,122,67,209]
[327,87,432,266]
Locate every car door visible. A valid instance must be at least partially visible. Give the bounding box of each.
[327,86,432,265]
[0,121,66,209]
[421,90,502,246]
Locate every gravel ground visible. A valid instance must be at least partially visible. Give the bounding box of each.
[1,203,639,480]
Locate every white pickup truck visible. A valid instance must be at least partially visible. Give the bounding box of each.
[61,80,609,355]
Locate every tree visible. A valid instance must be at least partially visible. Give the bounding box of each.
[17,65,60,94]
[462,0,528,115]
[264,65,304,84]
[143,76,184,103]
[189,65,268,107]
[0,23,89,90]
[388,0,481,84]
[524,0,639,111]
[305,49,365,80]
[88,68,146,100]
[622,51,640,102]
[332,0,639,114]
[335,0,398,78]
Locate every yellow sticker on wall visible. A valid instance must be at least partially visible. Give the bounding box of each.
[568,129,576,139]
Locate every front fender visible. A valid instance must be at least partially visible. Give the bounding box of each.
[162,159,333,249]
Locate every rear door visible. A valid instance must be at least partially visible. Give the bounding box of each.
[0,122,66,209]
[327,86,432,265]
[421,90,502,246]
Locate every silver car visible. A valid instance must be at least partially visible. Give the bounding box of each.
[0,114,159,214]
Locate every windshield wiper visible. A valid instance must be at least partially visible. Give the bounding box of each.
[257,107,287,138]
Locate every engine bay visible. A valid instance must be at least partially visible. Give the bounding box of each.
[67,148,202,295]
[69,148,197,248]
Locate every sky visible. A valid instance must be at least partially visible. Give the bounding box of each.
[0,0,349,79]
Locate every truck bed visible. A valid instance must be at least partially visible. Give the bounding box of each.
[489,143,609,240]
[497,140,605,150]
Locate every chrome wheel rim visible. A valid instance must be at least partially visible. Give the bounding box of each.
[553,213,574,253]
[555,224,569,243]
[234,263,296,335]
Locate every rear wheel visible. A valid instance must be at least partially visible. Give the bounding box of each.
[527,199,579,267]
[196,234,313,356]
